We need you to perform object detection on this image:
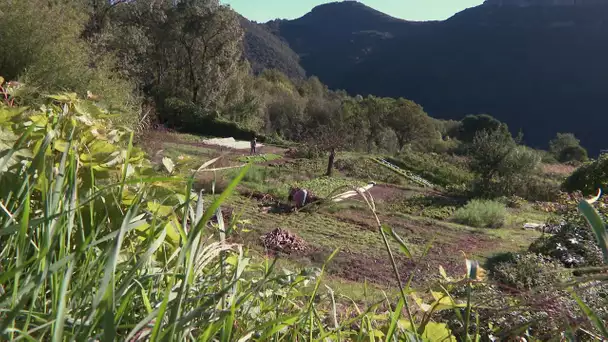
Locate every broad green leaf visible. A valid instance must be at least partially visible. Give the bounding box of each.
[147,202,174,217]
[164,217,181,245]
[578,200,608,264]
[54,139,68,153]
[399,321,456,341]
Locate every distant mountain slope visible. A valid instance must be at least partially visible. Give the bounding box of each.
[239,16,305,79]
[242,0,608,153]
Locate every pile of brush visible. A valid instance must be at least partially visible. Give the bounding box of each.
[260,228,307,254]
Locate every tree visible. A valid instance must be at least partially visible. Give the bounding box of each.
[388,98,437,151]
[0,0,136,114]
[360,96,393,152]
[459,114,508,143]
[105,0,243,111]
[468,129,540,197]
[549,133,588,163]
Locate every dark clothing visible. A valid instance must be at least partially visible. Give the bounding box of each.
[250,139,257,155]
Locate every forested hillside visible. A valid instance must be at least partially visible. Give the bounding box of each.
[249,0,608,153]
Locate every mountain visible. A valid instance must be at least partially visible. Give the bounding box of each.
[241,0,608,153]
[239,16,305,79]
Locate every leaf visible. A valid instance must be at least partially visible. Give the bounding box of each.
[570,291,608,337]
[162,157,175,174]
[383,225,412,258]
[385,294,405,342]
[399,321,456,341]
[439,266,448,280]
[54,139,69,153]
[578,200,608,264]
[0,76,4,85]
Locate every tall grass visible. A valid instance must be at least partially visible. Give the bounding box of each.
[0,87,454,340]
[2,83,608,341]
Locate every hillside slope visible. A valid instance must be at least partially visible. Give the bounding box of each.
[239,16,306,79]
[248,1,608,153]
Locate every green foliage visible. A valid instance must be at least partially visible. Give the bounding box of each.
[529,220,604,268]
[459,114,508,143]
[387,98,438,151]
[550,132,588,163]
[240,17,306,79]
[162,97,261,141]
[453,200,507,228]
[389,195,457,220]
[489,253,567,291]
[563,155,608,195]
[0,0,138,120]
[288,144,326,159]
[387,151,473,190]
[106,0,243,110]
[334,157,405,185]
[468,129,541,198]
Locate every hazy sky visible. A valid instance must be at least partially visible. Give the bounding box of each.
[221,0,485,22]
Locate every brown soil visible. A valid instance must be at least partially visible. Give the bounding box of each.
[366,184,422,202]
[322,208,497,286]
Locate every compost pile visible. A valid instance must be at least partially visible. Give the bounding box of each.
[260,228,307,254]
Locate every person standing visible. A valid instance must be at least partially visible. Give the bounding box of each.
[250,137,257,155]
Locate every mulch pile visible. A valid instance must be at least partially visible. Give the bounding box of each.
[260,228,307,254]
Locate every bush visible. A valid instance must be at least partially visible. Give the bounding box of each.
[453,200,507,228]
[529,220,604,268]
[468,130,541,198]
[287,144,326,159]
[549,133,588,163]
[458,114,509,143]
[161,97,264,141]
[563,155,608,195]
[489,253,567,291]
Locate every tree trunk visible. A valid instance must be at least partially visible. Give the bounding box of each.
[326,148,336,176]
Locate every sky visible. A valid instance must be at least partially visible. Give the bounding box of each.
[220,0,485,23]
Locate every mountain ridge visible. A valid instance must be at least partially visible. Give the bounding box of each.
[239,1,608,153]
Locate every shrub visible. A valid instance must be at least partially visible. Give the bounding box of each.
[161,97,264,141]
[563,155,608,195]
[529,221,604,268]
[489,253,567,291]
[549,132,588,163]
[468,130,541,198]
[390,195,458,220]
[458,114,509,143]
[453,200,507,228]
[287,144,326,159]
